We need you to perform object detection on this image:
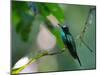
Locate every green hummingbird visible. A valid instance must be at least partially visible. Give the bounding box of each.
[59,24,82,66]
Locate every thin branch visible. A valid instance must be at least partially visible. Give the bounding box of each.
[11,49,66,74]
[80,37,93,52]
[76,7,95,53]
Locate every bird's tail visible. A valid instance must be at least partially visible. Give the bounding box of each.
[76,55,82,66]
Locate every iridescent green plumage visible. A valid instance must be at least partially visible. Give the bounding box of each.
[60,25,81,66]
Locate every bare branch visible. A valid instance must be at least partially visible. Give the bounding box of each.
[76,7,95,53]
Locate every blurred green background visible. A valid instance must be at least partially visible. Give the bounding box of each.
[11,1,96,74]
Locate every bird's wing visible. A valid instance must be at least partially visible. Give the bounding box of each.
[66,34,77,54]
[67,34,75,44]
[65,34,82,66]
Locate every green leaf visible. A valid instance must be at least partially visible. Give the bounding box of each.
[15,12,34,42]
[12,1,29,12]
[51,27,65,49]
[36,3,50,20]
[43,3,65,24]
[12,1,35,42]
[36,3,65,24]
[12,10,21,26]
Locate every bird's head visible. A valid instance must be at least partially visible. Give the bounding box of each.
[61,25,69,33]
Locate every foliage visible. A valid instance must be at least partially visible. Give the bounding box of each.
[12,1,96,74]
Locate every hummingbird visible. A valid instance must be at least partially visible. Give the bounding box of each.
[59,24,82,66]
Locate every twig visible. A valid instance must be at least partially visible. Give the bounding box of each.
[76,7,95,53]
[11,49,66,74]
[80,37,93,52]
